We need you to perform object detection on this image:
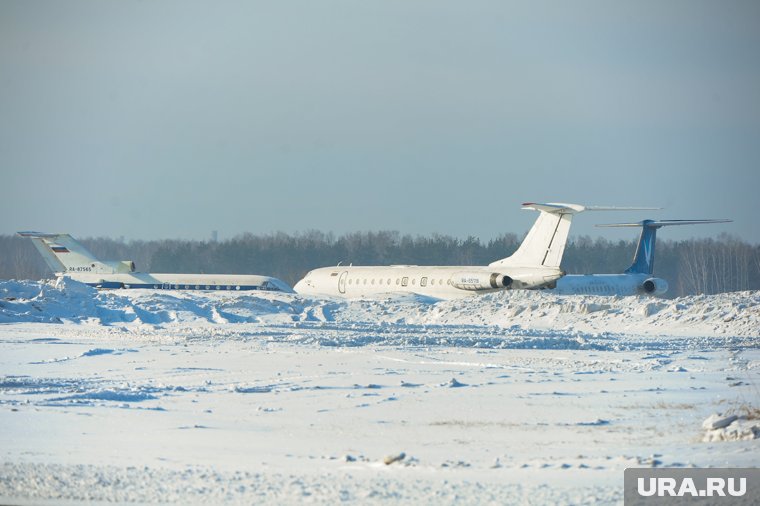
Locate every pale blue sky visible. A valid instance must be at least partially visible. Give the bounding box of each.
[2,1,759,242]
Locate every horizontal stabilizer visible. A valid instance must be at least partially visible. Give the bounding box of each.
[521,203,660,215]
[521,202,586,214]
[583,206,661,212]
[16,231,63,238]
[597,219,732,228]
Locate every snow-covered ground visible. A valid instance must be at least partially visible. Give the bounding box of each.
[1,279,758,504]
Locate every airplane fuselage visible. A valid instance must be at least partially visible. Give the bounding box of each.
[60,272,293,292]
[294,265,563,299]
[550,273,667,296]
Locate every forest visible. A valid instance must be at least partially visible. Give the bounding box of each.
[2,231,758,298]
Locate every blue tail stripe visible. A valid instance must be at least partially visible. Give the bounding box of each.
[624,221,657,275]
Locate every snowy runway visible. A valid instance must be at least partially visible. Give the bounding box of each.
[1,281,758,504]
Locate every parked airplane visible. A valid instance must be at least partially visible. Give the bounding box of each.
[294,203,654,299]
[17,231,293,292]
[549,219,731,296]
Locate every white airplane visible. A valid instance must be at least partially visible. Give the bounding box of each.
[294,202,653,299]
[17,231,293,292]
[549,219,731,296]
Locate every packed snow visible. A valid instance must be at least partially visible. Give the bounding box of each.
[1,278,758,504]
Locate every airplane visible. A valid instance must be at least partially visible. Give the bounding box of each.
[294,202,655,299]
[549,219,732,296]
[17,231,293,292]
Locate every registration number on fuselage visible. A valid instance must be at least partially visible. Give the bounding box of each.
[67,267,93,272]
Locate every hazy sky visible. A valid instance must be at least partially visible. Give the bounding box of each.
[2,1,759,244]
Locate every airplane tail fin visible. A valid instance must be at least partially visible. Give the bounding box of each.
[490,203,658,269]
[17,231,120,275]
[596,219,732,275]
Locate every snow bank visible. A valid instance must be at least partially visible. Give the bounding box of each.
[0,462,621,505]
[1,279,758,344]
[702,412,760,442]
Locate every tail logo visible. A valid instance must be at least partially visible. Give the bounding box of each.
[643,238,652,267]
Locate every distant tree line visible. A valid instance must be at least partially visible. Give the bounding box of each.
[1,232,758,297]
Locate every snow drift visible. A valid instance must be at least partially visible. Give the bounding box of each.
[1,279,757,344]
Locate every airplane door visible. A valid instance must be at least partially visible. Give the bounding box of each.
[338,271,348,294]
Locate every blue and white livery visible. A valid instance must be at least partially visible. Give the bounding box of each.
[550,219,731,296]
[17,232,293,292]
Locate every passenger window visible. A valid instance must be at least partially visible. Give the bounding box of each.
[401,277,409,287]
[396,278,400,285]
[363,279,367,285]
[412,278,416,285]
[387,279,391,285]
